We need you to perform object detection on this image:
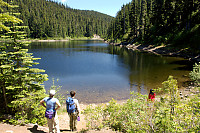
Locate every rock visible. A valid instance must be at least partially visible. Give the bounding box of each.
[1,114,13,120]
[179,92,184,99]
[26,123,38,127]
[185,87,191,91]
[5,130,13,133]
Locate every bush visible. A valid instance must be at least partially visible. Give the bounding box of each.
[189,62,200,86]
[6,89,48,126]
[83,76,200,132]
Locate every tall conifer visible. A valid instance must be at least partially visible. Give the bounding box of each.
[0,0,48,125]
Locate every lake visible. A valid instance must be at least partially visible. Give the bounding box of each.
[28,40,192,104]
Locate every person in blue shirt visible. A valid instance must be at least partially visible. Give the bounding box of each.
[40,90,61,133]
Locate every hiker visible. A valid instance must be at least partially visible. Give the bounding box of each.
[148,89,156,102]
[66,91,80,131]
[40,90,61,133]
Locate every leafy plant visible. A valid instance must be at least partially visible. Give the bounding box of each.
[48,78,67,105]
[189,62,200,86]
[83,103,106,130]
[10,89,47,125]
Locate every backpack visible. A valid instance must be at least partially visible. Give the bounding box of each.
[45,110,55,119]
[66,97,76,113]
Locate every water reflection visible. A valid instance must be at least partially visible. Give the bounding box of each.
[28,40,191,103]
[109,46,192,90]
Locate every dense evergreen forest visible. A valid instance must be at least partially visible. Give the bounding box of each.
[12,0,113,39]
[106,0,200,51]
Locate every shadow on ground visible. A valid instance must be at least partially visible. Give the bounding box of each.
[27,125,46,133]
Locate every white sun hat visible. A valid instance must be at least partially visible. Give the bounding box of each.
[49,90,56,95]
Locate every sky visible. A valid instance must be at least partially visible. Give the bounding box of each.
[55,0,132,17]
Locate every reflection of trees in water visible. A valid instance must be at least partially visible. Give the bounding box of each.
[108,45,190,92]
[30,40,109,54]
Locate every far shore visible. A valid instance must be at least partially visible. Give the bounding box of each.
[0,37,104,43]
[30,37,104,42]
[31,39,69,42]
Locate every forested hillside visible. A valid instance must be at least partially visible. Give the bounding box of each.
[13,0,113,39]
[106,0,200,51]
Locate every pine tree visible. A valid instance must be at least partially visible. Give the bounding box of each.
[0,0,22,32]
[0,0,48,125]
[129,0,136,38]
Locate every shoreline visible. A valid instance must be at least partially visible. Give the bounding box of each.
[109,42,200,63]
[31,39,69,42]
[79,98,128,106]
[30,37,104,42]
[0,37,104,43]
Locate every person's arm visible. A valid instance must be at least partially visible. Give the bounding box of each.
[76,100,80,115]
[40,99,46,108]
[55,100,61,111]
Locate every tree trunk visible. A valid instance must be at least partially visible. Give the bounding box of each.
[0,59,9,113]
[2,81,9,113]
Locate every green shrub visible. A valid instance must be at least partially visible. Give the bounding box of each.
[7,89,48,126]
[83,104,106,129]
[189,62,200,86]
[83,76,200,132]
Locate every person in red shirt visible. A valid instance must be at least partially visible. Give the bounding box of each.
[147,89,156,110]
[148,89,156,102]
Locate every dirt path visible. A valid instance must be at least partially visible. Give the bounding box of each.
[0,104,87,133]
[0,103,117,133]
[58,104,87,132]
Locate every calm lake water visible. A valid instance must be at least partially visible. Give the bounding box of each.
[28,40,192,104]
